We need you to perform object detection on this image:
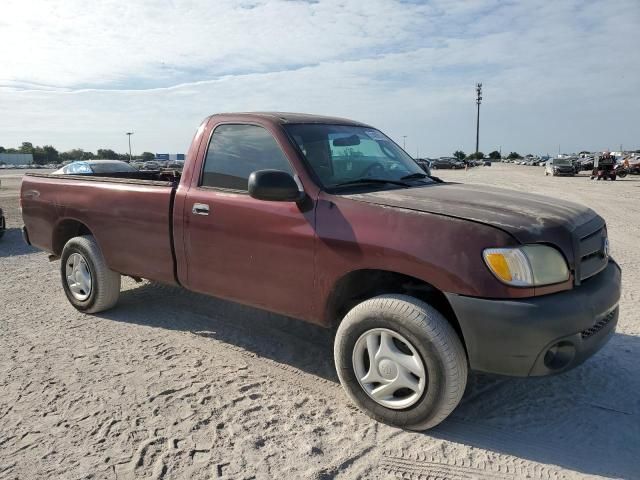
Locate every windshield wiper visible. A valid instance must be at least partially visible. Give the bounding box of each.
[333,178,410,188]
[400,172,429,180]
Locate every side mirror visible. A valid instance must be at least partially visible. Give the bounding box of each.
[248,169,304,202]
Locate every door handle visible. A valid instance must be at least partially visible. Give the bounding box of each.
[192,203,210,216]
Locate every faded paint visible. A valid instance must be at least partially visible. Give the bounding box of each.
[21,112,607,328]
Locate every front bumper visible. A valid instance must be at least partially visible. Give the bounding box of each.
[445,260,621,377]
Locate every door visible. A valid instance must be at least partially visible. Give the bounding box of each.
[184,123,317,320]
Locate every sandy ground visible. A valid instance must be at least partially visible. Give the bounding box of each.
[0,165,638,480]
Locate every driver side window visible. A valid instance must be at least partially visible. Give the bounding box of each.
[201,124,293,191]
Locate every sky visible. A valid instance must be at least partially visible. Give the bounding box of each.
[1,0,639,157]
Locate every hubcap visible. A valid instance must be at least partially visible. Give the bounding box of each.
[352,328,426,409]
[65,253,92,301]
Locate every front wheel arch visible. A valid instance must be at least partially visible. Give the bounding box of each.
[324,269,467,355]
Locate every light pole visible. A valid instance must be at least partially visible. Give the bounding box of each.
[402,136,407,150]
[475,83,482,155]
[126,132,134,162]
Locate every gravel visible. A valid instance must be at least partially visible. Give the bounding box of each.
[0,165,638,479]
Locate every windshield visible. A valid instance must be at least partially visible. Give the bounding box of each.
[284,124,431,189]
[553,158,572,166]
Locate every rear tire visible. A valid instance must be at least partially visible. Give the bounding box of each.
[60,235,121,313]
[334,294,468,430]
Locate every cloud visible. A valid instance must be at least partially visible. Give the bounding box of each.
[0,0,638,155]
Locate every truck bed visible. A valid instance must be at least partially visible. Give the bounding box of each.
[21,173,179,285]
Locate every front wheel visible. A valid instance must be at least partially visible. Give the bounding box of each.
[334,294,468,430]
[61,235,121,313]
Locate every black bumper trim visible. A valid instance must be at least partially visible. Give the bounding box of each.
[445,260,621,377]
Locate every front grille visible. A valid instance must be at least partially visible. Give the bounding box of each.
[581,310,616,339]
[577,225,608,282]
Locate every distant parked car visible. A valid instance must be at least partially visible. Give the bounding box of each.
[545,158,575,176]
[53,160,138,175]
[0,206,5,238]
[431,158,464,169]
[141,161,161,171]
[166,161,185,170]
[483,160,492,166]
[576,158,594,172]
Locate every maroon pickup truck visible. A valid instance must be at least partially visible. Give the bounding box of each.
[21,113,621,430]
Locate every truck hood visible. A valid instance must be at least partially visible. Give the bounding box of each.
[345,183,598,244]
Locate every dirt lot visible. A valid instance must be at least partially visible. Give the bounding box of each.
[1,165,638,480]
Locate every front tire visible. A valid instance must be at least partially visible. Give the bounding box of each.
[334,294,467,430]
[61,235,121,313]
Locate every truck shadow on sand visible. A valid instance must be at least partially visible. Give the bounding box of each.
[0,228,39,258]
[99,281,639,479]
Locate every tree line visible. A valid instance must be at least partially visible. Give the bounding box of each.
[0,142,156,165]
[452,150,523,161]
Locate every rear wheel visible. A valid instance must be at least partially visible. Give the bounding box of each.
[334,294,468,430]
[60,235,120,313]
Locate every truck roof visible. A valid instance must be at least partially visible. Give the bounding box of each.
[208,112,371,127]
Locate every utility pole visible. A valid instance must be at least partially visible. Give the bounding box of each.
[126,132,134,162]
[475,83,482,155]
[402,136,407,150]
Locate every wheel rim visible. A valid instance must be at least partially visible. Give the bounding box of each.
[65,253,92,301]
[352,328,426,409]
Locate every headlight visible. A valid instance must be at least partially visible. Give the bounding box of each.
[483,245,570,287]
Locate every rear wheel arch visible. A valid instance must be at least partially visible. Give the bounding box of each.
[324,269,467,353]
[52,219,94,256]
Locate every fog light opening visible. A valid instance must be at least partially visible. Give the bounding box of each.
[543,341,576,370]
